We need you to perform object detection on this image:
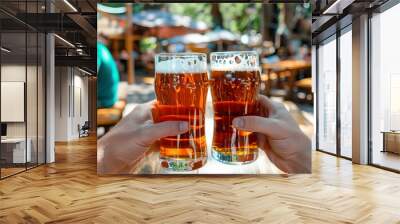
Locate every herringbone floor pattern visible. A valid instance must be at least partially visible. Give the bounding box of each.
[1,136,400,223]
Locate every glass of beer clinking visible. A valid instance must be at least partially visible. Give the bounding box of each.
[152,53,208,171]
[210,51,261,164]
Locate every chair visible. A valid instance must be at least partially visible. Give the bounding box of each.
[78,121,90,138]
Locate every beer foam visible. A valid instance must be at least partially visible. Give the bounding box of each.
[210,51,259,71]
[155,57,207,73]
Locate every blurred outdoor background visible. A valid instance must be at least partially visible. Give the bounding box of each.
[96,3,313,137]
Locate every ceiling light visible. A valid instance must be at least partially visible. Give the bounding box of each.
[63,0,78,12]
[1,47,11,53]
[78,67,93,76]
[54,34,75,48]
[323,0,341,14]
[76,48,84,55]
[322,0,354,15]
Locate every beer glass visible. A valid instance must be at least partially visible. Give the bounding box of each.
[210,51,261,164]
[153,53,208,171]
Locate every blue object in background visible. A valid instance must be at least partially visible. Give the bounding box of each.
[97,42,120,108]
[263,55,281,64]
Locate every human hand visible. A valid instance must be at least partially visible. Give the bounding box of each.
[97,101,189,174]
[232,95,311,173]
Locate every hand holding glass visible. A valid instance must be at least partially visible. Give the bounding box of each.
[152,53,208,171]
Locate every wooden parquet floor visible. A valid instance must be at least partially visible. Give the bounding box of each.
[1,136,400,223]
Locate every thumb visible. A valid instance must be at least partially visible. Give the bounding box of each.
[137,121,189,146]
[232,116,290,140]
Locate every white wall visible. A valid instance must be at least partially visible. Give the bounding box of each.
[54,67,89,141]
[1,64,46,164]
[1,65,38,138]
[1,65,26,138]
[72,73,89,138]
[55,66,69,141]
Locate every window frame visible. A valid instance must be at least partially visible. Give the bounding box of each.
[314,19,353,160]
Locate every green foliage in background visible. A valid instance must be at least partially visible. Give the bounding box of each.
[168,4,212,28]
[139,37,157,52]
[168,3,262,34]
[221,3,261,34]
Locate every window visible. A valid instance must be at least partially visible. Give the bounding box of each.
[317,36,337,154]
[370,3,400,171]
[0,0,47,179]
[339,28,352,158]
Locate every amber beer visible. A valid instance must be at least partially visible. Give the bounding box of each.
[152,53,208,171]
[210,51,261,164]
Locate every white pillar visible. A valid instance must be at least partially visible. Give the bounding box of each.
[311,45,317,150]
[352,14,369,164]
[46,32,55,163]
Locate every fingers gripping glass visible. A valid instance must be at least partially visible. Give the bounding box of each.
[210,51,261,164]
[152,53,208,171]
